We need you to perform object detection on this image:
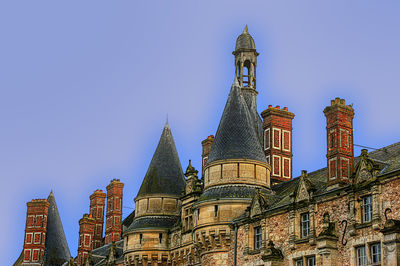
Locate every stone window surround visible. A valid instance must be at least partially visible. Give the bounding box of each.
[289,250,317,266]
[349,186,381,231]
[244,220,265,254]
[350,235,382,266]
[290,204,316,247]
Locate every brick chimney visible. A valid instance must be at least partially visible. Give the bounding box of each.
[201,135,214,175]
[105,179,124,244]
[89,189,106,249]
[22,199,49,264]
[261,105,295,184]
[323,97,354,188]
[77,214,95,265]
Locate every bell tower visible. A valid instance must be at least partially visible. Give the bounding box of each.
[233,25,263,143]
[233,25,259,107]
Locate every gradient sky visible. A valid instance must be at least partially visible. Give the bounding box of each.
[1,1,400,263]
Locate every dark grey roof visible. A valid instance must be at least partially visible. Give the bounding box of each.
[126,216,179,232]
[137,122,185,198]
[235,25,256,51]
[267,142,400,210]
[197,185,271,203]
[122,210,135,231]
[241,90,264,145]
[91,240,124,266]
[44,191,71,265]
[207,79,267,164]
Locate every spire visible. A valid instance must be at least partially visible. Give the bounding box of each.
[44,191,71,264]
[207,79,267,164]
[243,25,248,34]
[137,123,185,197]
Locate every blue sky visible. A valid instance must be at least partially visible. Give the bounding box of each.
[1,1,400,263]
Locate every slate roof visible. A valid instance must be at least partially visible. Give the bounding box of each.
[265,142,400,211]
[207,79,267,164]
[91,240,124,266]
[43,191,71,265]
[126,216,180,232]
[137,122,185,198]
[235,25,256,51]
[197,185,271,204]
[122,210,135,231]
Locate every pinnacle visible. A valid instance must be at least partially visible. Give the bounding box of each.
[243,25,248,34]
[165,114,170,129]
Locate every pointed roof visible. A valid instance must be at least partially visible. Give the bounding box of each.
[136,122,185,198]
[43,191,71,264]
[207,79,267,164]
[235,25,256,51]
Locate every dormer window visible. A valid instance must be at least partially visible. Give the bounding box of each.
[361,195,372,223]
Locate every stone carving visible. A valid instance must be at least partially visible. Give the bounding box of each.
[353,149,380,185]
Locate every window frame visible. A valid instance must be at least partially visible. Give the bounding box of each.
[306,256,316,266]
[254,226,262,250]
[294,258,304,266]
[361,195,373,223]
[370,242,381,265]
[356,245,367,266]
[301,212,310,238]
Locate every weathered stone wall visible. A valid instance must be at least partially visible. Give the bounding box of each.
[201,251,233,266]
[233,175,400,266]
[134,196,180,217]
[204,159,270,189]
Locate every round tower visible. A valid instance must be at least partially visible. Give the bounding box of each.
[193,52,271,264]
[123,122,185,265]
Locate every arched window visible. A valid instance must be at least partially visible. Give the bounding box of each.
[243,60,251,87]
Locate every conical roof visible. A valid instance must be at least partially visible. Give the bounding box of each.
[207,79,267,164]
[43,191,71,264]
[137,122,185,198]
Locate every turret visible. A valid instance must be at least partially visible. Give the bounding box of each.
[124,121,185,265]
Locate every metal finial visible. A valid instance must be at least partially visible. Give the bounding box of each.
[243,25,248,34]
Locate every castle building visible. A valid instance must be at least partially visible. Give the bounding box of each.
[15,27,400,266]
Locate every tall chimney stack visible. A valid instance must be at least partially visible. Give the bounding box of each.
[323,97,354,188]
[77,214,95,265]
[22,199,49,264]
[261,106,295,184]
[89,189,106,249]
[105,179,124,244]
